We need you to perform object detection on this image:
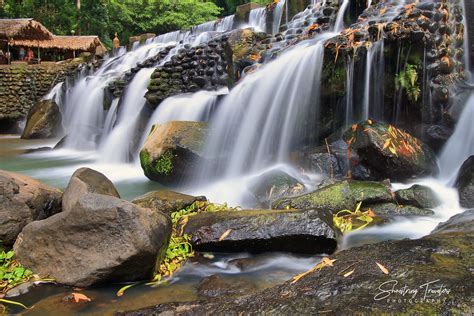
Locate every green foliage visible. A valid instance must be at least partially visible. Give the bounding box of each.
[155,150,174,176]
[395,64,421,104]
[333,202,374,234]
[0,250,33,295]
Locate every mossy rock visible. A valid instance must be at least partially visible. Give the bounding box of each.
[132,190,206,215]
[21,99,62,139]
[139,121,208,185]
[395,184,441,209]
[272,180,394,213]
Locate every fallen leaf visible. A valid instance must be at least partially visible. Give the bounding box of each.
[343,270,354,277]
[291,257,336,284]
[367,119,373,125]
[72,293,92,303]
[383,138,391,149]
[375,262,389,275]
[367,208,376,217]
[219,229,232,241]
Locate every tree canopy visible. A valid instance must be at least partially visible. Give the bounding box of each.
[0,0,270,47]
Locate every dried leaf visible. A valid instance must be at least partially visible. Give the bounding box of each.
[367,208,376,217]
[375,262,389,275]
[72,293,92,303]
[343,270,354,277]
[351,124,358,132]
[219,229,232,241]
[291,257,336,284]
[382,138,391,150]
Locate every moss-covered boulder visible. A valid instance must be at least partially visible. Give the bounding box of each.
[247,169,305,207]
[21,99,62,139]
[368,203,434,216]
[139,121,208,185]
[455,156,474,208]
[132,190,206,215]
[343,121,439,181]
[395,184,441,209]
[184,209,337,254]
[272,180,394,213]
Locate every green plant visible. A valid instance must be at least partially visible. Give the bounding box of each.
[395,63,421,103]
[155,150,174,176]
[333,202,375,234]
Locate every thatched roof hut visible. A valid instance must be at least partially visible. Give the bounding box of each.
[0,18,53,40]
[11,35,107,53]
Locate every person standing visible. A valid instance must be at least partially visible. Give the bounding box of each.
[19,47,25,61]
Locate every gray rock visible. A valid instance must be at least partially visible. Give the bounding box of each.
[369,203,434,216]
[14,193,171,287]
[0,170,62,246]
[431,209,474,234]
[455,156,474,208]
[21,99,62,139]
[132,190,206,215]
[395,184,441,209]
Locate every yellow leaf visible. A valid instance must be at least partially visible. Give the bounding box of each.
[375,262,389,275]
[343,270,354,277]
[383,138,391,149]
[72,293,91,303]
[219,229,232,241]
[388,146,397,155]
[367,119,373,125]
[291,257,336,284]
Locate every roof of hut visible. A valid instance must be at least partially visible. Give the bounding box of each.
[0,18,53,40]
[11,35,107,52]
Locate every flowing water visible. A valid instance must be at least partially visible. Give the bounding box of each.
[272,0,286,34]
[248,7,267,32]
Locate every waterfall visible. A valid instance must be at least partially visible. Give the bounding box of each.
[99,68,155,163]
[272,0,286,34]
[334,0,350,32]
[362,40,385,120]
[200,34,331,178]
[249,7,267,32]
[101,98,120,143]
[345,57,355,125]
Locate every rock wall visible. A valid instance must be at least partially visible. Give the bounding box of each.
[0,60,81,133]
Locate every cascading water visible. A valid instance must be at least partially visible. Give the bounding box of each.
[99,68,155,163]
[249,7,267,32]
[345,57,355,125]
[334,0,350,32]
[272,0,286,34]
[362,40,385,120]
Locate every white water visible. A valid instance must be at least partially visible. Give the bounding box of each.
[249,7,267,32]
[272,0,286,34]
[99,68,155,163]
[345,57,355,125]
[362,40,385,120]
[334,0,350,32]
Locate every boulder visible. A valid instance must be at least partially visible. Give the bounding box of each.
[0,170,62,246]
[128,213,474,315]
[394,184,441,209]
[368,203,434,216]
[21,99,62,139]
[343,121,439,181]
[455,156,474,208]
[431,209,474,234]
[184,209,338,254]
[14,193,171,287]
[272,180,394,213]
[132,190,206,215]
[62,167,120,213]
[139,121,208,184]
[247,169,305,207]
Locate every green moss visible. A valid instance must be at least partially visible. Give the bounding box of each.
[154,150,174,176]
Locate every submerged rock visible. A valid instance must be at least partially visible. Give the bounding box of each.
[455,156,474,208]
[132,190,206,215]
[126,213,474,315]
[62,167,120,213]
[272,180,393,213]
[343,121,439,181]
[14,193,171,287]
[21,99,62,139]
[247,169,305,207]
[0,170,62,246]
[394,184,441,209]
[139,121,208,185]
[184,209,337,254]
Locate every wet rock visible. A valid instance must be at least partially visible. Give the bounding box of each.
[247,170,305,207]
[139,121,208,185]
[394,184,441,209]
[14,193,171,287]
[343,121,439,181]
[455,156,474,208]
[184,209,338,254]
[197,275,257,298]
[272,180,394,214]
[129,213,474,315]
[0,170,62,246]
[369,203,434,216]
[21,99,62,139]
[431,209,474,234]
[62,167,120,213]
[132,190,206,215]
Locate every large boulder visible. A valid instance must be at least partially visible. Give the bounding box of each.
[455,156,474,208]
[431,209,474,234]
[343,121,439,181]
[184,209,337,254]
[62,167,120,212]
[394,184,441,209]
[132,190,206,215]
[21,99,62,139]
[0,170,62,246]
[272,180,394,213]
[128,213,474,315]
[139,121,208,184]
[247,169,305,207]
[14,193,171,287]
